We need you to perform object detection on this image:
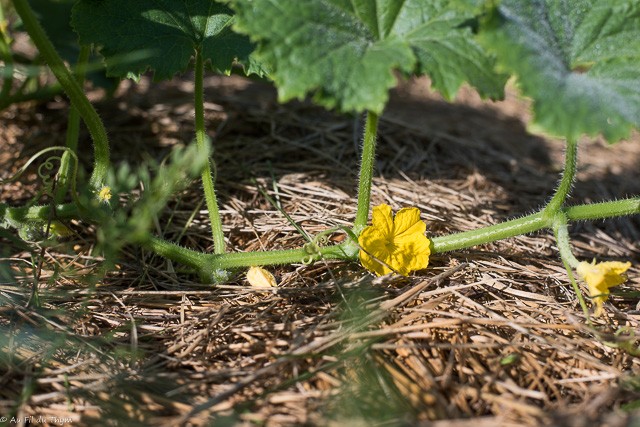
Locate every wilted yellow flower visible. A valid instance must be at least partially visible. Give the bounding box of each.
[358,204,431,276]
[48,221,73,238]
[97,186,112,203]
[576,260,631,316]
[246,266,277,288]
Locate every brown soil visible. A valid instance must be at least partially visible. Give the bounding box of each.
[1,74,639,426]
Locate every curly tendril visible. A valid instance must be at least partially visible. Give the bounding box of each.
[1,147,78,186]
[302,241,322,265]
[300,227,351,265]
[38,155,63,192]
[0,146,82,207]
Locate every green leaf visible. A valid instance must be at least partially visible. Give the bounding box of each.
[229,0,505,114]
[29,0,82,63]
[71,0,255,81]
[481,0,640,143]
[23,0,117,91]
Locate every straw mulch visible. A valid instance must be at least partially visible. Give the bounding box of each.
[1,75,639,426]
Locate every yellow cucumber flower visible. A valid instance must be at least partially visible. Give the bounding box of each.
[576,259,631,316]
[358,204,431,276]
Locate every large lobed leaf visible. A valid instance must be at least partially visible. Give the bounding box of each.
[482,0,640,143]
[71,0,256,81]
[23,0,116,90]
[28,0,87,63]
[229,0,506,114]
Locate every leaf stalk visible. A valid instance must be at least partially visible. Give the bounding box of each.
[353,111,379,235]
[55,45,91,203]
[12,0,110,189]
[544,137,578,219]
[194,49,226,254]
[553,212,589,316]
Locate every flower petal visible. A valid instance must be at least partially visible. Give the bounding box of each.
[359,249,393,276]
[358,204,432,277]
[359,224,393,276]
[393,207,425,239]
[371,204,393,239]
[393,235,431,275]
[576,260,631,315]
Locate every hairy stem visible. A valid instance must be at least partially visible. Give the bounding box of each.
[3,196,637,276]
[12,0,110,189]
[431,213,545,253]
[552,213,579,269]
[563,198,640,220]
[144,235,352,274]
[431,197,639,253]
[353,111,379,235]
[1,203,81,227]
[143,236,208,270]
[55,45,91,203]
[135,196,639,274]
[434,137,574,254]
[553,212,590,316]
[194,49,225,254]
[544,137,577,218]
[205,243,351,269]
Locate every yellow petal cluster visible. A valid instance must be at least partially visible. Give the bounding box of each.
[98,186,112,203]
[246,266,277,288]
[576,260,631,316]
[358,204,431,276]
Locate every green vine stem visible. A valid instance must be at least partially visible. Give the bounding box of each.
[553,212,590,316]
[430,212,546,253]
[144,235,352,272]
[1,197,637,278]
[55,45,90,203]
[12,0,110,189]
[552,213,579,269]
[0,197,640,286]
[353,111,379,235]
[1,197,636,262]
[544,137,578,218]
[561,198,640,220]
[130,197,639,275]
[194,49,225,254]
[1,202,80,228]
[431,197,639,253]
